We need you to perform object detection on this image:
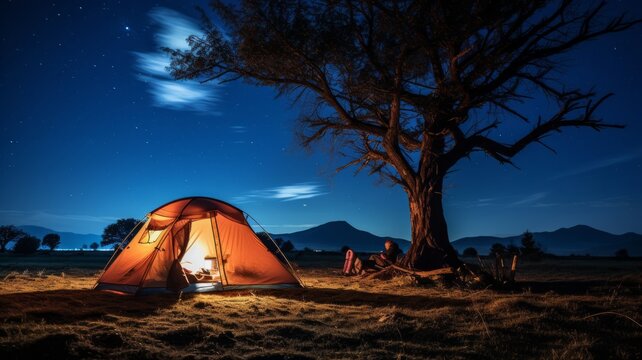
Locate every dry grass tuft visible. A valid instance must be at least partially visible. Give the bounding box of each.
[0,254,641,359]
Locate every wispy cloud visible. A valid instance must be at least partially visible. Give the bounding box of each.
[448,192,630,209]
[234,183,327,203]
[134,7,219,112]
[550,150,642,180]
[509,192,548,206]
[449,192,549,208]
[229,125,247,133]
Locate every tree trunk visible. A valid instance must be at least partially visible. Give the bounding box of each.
[401,177,461,270]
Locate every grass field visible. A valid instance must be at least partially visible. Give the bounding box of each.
[0,252,641,359]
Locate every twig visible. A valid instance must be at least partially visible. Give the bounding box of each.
[471,298,492,339]
[581,312,642,328]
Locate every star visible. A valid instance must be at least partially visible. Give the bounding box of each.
[125,26,130,31]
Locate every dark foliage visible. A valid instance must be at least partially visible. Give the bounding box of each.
[0,225,25,253]
[101,218,142,247]
[281,240,295,252]
[489,243,506,257]
[42,233,61,251]
[462,247,478,257]
[12,235,41,254]
[506,244,521,256]
[90,242,99,251]
[614,248,629,258]
[520,231,544,260]
[166,0,640,269]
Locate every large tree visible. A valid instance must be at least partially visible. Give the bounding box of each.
[0,225,25,253]
[42,233,61,252]
[101,218,142,248]
[167,0,639,270]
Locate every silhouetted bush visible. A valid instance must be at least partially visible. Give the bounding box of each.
[90,242,99,251]
[462,247,478,257]
[489,243,506,257]
[506,244,520,256]
[13,235,41,254]
[520,231,544,260]
[615,248,629,258]
[281,240,294,252]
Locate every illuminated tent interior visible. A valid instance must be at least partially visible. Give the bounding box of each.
[95,197,302,295]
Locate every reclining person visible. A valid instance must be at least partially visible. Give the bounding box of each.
[364,239,403,270]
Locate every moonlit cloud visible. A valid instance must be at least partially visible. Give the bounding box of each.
[133,52,169,76]
[234,183,327,203]
[149,7,199,50]
[134,7,219,112]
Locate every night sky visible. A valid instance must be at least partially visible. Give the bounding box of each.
[1,0,641,241]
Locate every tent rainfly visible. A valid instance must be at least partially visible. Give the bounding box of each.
[95,197,302,294]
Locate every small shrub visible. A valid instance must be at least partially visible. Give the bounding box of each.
[489,243,506,257]
[280,240,294,252]
[614,248,629,258]
[463,247,478,257]
[520,230,544,260]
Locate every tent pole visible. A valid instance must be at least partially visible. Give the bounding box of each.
[133,219,183,295]
[93,216,148,289]
[244,212,305,287]
[211,214,229,287]
[134,198,195,295]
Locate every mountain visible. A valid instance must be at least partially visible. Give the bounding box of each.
[451,225,642,256]
[271,221,410,252]
[17,225,102,250]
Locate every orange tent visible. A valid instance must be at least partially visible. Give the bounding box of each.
[95,197,302,294]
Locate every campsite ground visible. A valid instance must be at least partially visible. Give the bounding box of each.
[0,252,640,359]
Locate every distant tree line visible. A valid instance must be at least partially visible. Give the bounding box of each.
[0,225,52,254]
[0,223,108,255]
[461,230,634,260]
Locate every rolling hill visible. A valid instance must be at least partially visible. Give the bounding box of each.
[13,222,641,256]
[271,220,410,252]
[451,225,642,256]
[17,225,102,250]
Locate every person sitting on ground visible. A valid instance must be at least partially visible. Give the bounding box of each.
[363,239,403,270]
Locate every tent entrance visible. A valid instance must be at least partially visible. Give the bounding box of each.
[179,218,222,286]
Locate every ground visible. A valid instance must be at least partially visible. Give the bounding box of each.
[0,252,640,359]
